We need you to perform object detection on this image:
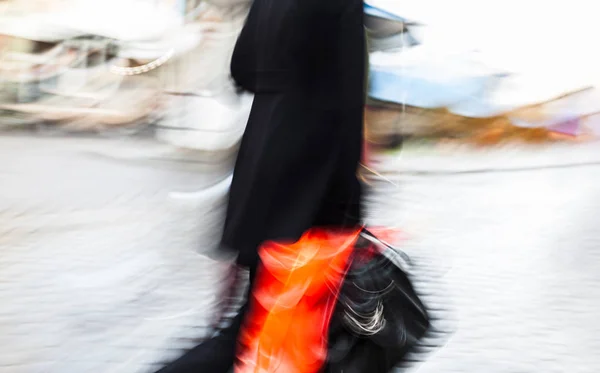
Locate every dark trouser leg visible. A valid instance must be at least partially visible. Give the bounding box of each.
[154,303,248,373]
[154,265,256,373]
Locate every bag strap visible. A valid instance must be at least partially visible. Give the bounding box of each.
[359,228,412,269]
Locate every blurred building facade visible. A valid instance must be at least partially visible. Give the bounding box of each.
[1,0,599,149]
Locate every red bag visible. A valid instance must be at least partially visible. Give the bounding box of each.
[235,228,361,373]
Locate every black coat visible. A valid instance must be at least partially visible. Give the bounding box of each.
[222,0,366,268]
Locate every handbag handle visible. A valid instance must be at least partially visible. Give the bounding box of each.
[359,228,412,268]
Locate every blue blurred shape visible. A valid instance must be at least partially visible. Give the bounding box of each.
[364,3,408,22]
[368,68,492,109]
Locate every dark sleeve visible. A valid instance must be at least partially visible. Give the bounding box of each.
[335,0,367,112]
[333,0,366,195]
[291,0,366,107]
[293,0,366,216]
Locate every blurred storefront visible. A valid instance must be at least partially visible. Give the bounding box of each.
[0,0,598,148]
[363,0,600,147]
[0,0,251,158]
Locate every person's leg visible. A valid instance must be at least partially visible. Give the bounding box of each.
[154,265,257,373]
[154,305,247,373]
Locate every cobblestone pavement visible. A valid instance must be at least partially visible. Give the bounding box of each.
[1,134,599,373]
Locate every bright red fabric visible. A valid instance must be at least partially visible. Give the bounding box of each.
[235,228,361,373]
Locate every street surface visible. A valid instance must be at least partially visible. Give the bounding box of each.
[0,134,599,373]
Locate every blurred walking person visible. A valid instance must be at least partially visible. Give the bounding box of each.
[156,0,366,371]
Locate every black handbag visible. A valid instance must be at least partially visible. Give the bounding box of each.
[325,229,431,373]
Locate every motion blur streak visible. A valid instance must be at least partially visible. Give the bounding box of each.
[1,0,600,373]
